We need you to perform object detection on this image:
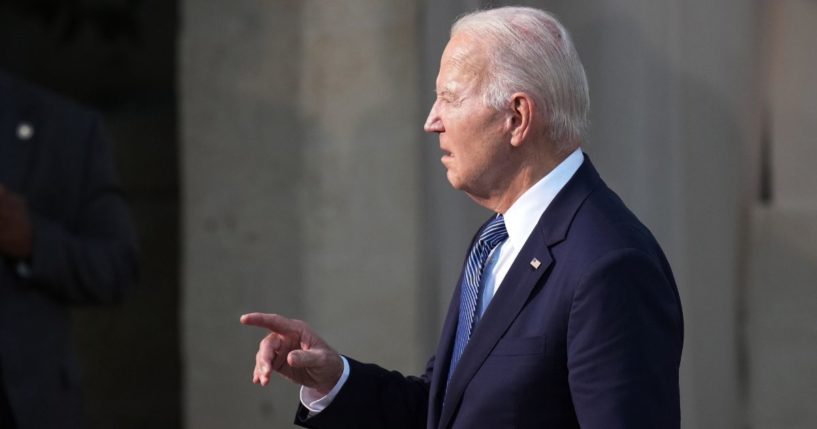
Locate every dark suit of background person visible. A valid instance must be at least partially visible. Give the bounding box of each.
[0,70,138,429]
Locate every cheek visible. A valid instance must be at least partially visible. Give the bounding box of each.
[444,105,474,126]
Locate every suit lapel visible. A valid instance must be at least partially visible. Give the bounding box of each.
[435,156,603,429]
[437,240,552,428]
[427,280,459,429]
[427,223,485,429]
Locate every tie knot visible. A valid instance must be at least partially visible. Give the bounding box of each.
[479,215,508,248]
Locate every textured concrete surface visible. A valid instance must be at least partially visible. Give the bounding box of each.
[768,0,817,207]
[181,1,423,427]
[748,207,817,429]
[181,1,307,427]
[747,3,817,428]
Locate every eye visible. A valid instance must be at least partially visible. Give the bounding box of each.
[436,90,454,104]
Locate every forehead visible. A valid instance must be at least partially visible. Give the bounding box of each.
[436,34,487,91]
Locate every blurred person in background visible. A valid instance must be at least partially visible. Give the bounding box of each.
[0,69,138,429]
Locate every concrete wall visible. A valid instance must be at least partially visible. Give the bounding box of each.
[181,1,424,427]
[181,2,306,427]
[746,1,817,428]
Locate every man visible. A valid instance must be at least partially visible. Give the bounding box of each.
[0,69,139,428]
[241,6,683,428]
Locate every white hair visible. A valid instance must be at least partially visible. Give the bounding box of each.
[451,7,590,147]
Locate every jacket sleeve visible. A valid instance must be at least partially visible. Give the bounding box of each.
[567,248,683,428]
[295,356,433,429]
[27,116,139,304]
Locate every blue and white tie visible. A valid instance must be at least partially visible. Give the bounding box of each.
[448,215,508,382]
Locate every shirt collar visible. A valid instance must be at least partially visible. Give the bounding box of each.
[502,148,584,251]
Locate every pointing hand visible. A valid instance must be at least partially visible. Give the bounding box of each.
[240,313,343,395]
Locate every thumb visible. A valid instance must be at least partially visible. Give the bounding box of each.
[287,349,323,368]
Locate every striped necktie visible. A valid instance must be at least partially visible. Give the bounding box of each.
[448,214,508,383]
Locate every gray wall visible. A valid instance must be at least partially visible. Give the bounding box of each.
[180,1,816,428]
[746,1,817,428]
[181,1,425,427]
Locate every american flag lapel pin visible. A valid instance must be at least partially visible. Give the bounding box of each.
[530,258,541,269]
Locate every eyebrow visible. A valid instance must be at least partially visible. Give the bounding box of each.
[437,82,460,96]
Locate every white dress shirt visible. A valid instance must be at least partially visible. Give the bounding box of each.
[301,148,585,413]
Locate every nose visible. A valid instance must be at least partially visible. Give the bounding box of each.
[424,101,443,133]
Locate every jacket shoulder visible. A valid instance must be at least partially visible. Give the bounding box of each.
[560,183,668,268]
[1,70,98,124]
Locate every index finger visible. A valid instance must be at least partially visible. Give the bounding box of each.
[240,313,301,335]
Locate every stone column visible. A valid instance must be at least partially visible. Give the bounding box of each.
[181,1,424,427]
[747,1,817,427]
[180,1,307,427]
[296,0,425,372]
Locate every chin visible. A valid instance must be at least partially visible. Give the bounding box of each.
[446,171,464,190]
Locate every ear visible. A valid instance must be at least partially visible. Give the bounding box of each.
[507,92,534,147]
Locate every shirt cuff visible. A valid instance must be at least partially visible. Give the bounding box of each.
[299,355,350,415]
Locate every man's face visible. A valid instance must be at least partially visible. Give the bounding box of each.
[424,34,512,199]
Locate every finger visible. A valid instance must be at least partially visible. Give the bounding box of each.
[253,351,265,384]
[256,360,271,386]
[253,352,265,385]
[258,335,281,364]
[287,349,322,369]
[240,313,302,335]
[256,343,276,382]
[255,353,266,385]
[270,335,291,372]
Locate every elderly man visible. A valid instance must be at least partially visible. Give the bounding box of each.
[242,6,683,428]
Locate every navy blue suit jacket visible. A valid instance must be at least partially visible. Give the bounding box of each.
[0,71,138,428]
[297,156,683,428]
